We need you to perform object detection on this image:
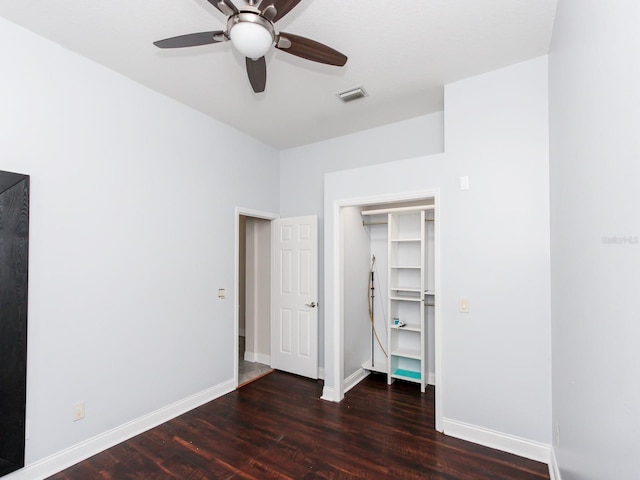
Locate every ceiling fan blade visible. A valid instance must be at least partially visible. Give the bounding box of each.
[276,33,347,66]
[206,0,238,16]
[154,31,225,49]
[246,56,267,93]
[259,0,302,23]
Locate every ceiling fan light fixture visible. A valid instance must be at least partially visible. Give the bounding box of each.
[228,13,275,60]
[154,2,349,94]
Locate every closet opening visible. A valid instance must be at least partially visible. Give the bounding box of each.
[335,193,442,431]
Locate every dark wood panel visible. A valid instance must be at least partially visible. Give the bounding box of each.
[0,171,26,195]
[48,372,549,479]
[0,171,29,477]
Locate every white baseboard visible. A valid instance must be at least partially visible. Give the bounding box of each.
[549,447,561,480]
[344,368,369,394]
[320,385,338,402]
[7,379,236,480]
[243,351,270,365]
[318,367,325,380]
[428,372,436,386]
[442,418,551,464]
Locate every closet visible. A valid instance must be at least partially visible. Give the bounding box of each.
[342,200,435,394]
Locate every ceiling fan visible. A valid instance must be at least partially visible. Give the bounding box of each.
[153,0,348,93]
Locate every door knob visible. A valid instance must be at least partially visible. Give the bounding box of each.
[305,301,317,308]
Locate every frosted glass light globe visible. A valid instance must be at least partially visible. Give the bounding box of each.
[229,21,273,59]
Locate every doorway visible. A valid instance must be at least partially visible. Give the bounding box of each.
[235,209,276,387]
[234,209,321,387]
[331,191,442,432]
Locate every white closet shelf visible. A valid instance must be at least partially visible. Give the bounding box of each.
[362,360,387,374]
[390,324,421,332]
[391,348,421,360]
[391,369,421,383]
[390,296,422,302]
[386,207,432,394]
[390,238,422,243]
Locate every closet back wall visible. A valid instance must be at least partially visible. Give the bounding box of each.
[341,206,371,381]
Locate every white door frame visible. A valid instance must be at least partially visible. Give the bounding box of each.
[330,189,443,432]
[234,207,279,388]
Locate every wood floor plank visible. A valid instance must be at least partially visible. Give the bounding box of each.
[47,372,549,479]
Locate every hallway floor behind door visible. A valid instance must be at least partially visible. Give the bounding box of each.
[239,335,272,386]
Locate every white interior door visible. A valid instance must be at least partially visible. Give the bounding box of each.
[271,215,318,379]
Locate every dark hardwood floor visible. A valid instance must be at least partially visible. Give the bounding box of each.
[48,372,549,479]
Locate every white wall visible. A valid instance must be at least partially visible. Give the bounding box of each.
[0,17,279,468]
[549,1,640,478]
[443,56,551,445]
[254,219,271,360]
[425,215,436,379]
[280,112,445,371]
[368,220,389,373]
[325,57,551,447]
[341,207,371,379]
[244,217,271,363]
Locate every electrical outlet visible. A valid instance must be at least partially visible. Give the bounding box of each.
[218,288,226,299]
[72,401,85,422]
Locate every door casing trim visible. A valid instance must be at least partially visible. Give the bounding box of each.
[234,207,279,388]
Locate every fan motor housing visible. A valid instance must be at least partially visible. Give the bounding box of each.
[227,12,275,42]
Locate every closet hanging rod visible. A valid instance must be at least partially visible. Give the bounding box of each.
[362,221,388,226]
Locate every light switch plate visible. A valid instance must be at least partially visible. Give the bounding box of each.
[218,288,226,299]
[459,297,470,313]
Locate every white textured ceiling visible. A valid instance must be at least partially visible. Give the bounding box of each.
[0,0,557,149]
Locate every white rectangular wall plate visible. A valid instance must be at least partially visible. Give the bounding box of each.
[459,297,470,313]
[72,401,85,422]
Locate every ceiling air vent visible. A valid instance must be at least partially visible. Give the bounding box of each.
[337,86,368,103]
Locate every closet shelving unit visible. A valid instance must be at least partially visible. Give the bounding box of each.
[362,205,434,393]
